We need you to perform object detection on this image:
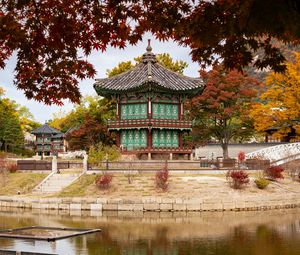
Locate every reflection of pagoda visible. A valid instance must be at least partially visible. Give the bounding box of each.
[94,40,203,159]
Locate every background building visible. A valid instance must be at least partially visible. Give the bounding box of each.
[31,123,66,157]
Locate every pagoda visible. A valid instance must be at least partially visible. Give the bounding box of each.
[31,123,66,157]
[94,41,203,160]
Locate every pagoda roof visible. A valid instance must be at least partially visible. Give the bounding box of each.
[31,123,61,135]
[94,40,203,96]
[51,133,65,139]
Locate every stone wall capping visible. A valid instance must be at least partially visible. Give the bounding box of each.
[173,204,187,211]
[144,203,160,211]
[103,204,118,211]
[203,199,221,204]
[159,203,173,211]
[186,204,201,211]
[96,198,108,204]
[133,204,144,211]
[0,195,299,212]
[90,204,102,211]
[142,197,162,204]
[70,197,83,203]
[118,204,134,211]
[48,203,59,210]
[70,203,82,210]
[184,198,202,204]
[107,198,123,204]
[59,204,70,210]
[161,198,175,204]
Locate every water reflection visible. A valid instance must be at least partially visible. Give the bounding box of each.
[0,208,300,254]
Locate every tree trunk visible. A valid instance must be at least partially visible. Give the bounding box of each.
[221,143,229,159]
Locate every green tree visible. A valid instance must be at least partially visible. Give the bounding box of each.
[88,143,121,165]
[0,86,36,153]
[50,96,115,133]
[3,116,24,151]
[50,95,116,150]
[106,53,188,76]
[0,98,24,152]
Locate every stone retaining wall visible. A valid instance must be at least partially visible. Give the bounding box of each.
[0,196,300,212]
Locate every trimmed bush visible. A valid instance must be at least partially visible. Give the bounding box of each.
[226,170,250,189]
[95,173,113,190]
[255,178,270,189]
[264,166,284,181]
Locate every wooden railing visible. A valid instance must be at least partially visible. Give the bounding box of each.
[17,158,271,171]
[107,118,191,129]
[121,147,192,153]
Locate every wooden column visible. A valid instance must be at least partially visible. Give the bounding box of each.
[179,96,183,120]
[180,102,183,120]
[179,132,183,148]
[117,96,121,120]
[116,132,121,147]
[148,97,152,119]
[147,128,152,150]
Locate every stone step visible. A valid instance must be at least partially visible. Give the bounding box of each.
[33,172,82,194]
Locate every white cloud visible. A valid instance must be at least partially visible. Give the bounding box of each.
[0,35,200,123]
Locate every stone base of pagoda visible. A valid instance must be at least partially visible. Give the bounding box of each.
[121,147,193,160]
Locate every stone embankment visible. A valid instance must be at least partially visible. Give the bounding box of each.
[0,195,299,212]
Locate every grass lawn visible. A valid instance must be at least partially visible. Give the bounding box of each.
[58,175,97,197]
[0,173,47,195]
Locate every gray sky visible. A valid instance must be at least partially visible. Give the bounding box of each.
[0,35,200,123]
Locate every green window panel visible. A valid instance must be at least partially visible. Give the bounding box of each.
[152,130,179,148]
[121,104,147,119]
[152,103,178,119]
[121,129,147,150]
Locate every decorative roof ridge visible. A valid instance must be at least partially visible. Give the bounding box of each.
[153,61,202,81]
[142,39,157,64]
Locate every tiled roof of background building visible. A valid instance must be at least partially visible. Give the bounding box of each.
[31,123,61,135]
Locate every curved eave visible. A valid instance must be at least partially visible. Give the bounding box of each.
[94,81,203,97]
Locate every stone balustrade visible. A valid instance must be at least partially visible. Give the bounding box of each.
[246,142,300,165]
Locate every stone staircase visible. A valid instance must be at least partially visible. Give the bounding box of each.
[33,172,82,194]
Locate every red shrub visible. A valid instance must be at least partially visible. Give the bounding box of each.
[264,166,284,180]
[226,170,250,189]
[7,163,18,173]
[95,173,113,189]
[156,164,169,191]
[238,151,246,163]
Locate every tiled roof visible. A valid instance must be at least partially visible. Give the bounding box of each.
[31,123,61,135]
[94,41,203,96]
[51,133,65,139]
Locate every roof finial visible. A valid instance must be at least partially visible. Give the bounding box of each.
[146,39,152,52]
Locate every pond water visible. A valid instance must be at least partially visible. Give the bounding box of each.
[0,208,300,255]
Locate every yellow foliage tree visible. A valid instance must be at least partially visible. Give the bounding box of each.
[250,52,300,141]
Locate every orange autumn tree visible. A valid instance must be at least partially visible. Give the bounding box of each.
[190,65,259,158]
[250,52,300,141]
